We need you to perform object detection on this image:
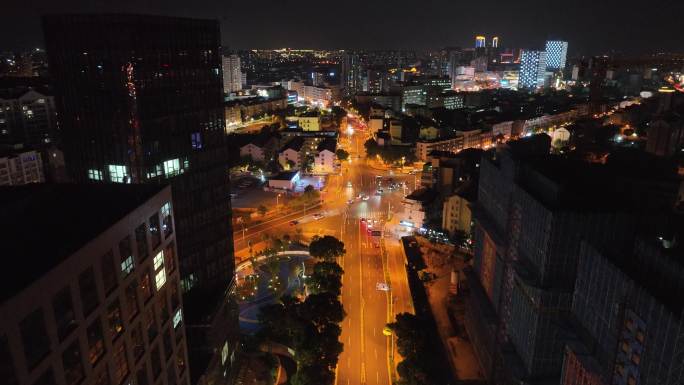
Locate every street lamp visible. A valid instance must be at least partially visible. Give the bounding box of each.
[276,193,282,212]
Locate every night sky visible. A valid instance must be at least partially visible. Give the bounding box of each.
[3,0,683,54]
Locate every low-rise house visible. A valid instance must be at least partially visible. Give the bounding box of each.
[278,137,305,170]
[442,181,477,237]
[239,135,280,163]
[401,188,440,230]
[268,170,300,191]
[313,139,337,174]
[0,147,45,186]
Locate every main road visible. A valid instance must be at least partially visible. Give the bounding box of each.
[231,123,414,384]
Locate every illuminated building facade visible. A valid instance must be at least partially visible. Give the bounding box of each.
[341,52,361,96]
[562,237,684,385]
[475,36,486,48]
[491,36,499,48]
[0,184,189,385]
[0,148,45,185]
[545,40,569,70]
[466,135,639,383]
[222,54,242,93]
[519,50,547,89]
[42,14,237,382]
[0,90,58,147]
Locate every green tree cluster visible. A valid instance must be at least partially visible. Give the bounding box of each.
[364,138,416,164]
[388,313,443,385]
[308,235,346,261]
[335,148,350,161]
[258,236,347,385]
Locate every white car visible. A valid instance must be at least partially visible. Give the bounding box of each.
[312,213,324,220]
[362,195,369,201]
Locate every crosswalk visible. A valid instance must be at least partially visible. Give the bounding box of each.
[347,210,387,221]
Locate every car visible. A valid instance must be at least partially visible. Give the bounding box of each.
[382,326,393,336]
[346,181,352,188]
[347,199,354,205]
[362,195,369,201]
[313,213,324,220]
[360,217,366,222]
[289,220,299,226]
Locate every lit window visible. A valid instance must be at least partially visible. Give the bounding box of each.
[173,309,183,328]
[221,342,229,365]
[120,256,134,276]
[191,132,202,149]
[155,269,166,290]
[163,159,180,177]
[108,164,129,183]
[161,202,171,218]
[153,251,164,271]
[88,169,103,181]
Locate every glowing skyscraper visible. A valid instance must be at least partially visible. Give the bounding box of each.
[492,36,499,48]
[475,36,486,48]
[519,50,547,89]
[545,40,569,70]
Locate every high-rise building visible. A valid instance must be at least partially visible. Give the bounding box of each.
[0,183,189,385]
[42,14,236,382]
[519,50,547,89]
[341,52,361,96]
[0,147,45,185]
[475,36,486,48]
[563,233,684,385]
[491,36,499,48]
[366,68,389,94]
[0,90,58,147]
[222,54,243,93]
[545,40,568,70]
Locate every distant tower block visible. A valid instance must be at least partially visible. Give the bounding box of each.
[492,36,499,48]
[475,36,486,48]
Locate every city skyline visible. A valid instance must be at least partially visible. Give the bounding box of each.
[2,0,683,54]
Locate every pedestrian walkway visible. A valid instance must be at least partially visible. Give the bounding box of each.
[421,244,484,381]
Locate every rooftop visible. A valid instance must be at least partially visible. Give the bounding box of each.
[0,183,168,303]
[270,170,299,181]
[317,138,337,153]
[405,188,439,203]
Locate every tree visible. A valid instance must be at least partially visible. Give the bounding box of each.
[309,235,346,261]
[307,261,344,296]
[299,185,320,207]
[257,205,268,217]
[364,138,380,157]
[303,154,315,173]
[330,106,347,127]
[451,230,469,248]
[388,313,441,385]
[301,292,345,327]
[335,148,349,161]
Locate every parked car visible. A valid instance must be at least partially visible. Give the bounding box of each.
[312,213,324,220]
[289,220,299,226]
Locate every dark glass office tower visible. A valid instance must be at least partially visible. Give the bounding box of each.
[43,14,237,382]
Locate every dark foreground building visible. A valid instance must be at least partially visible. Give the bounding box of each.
[0,184,188,385]
[465,135,681,384]
[42,14,237,383]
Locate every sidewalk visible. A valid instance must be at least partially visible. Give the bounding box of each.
[422,247,484,381]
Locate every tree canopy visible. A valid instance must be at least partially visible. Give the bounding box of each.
[388,313,443,385]
[309,235,346,261]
